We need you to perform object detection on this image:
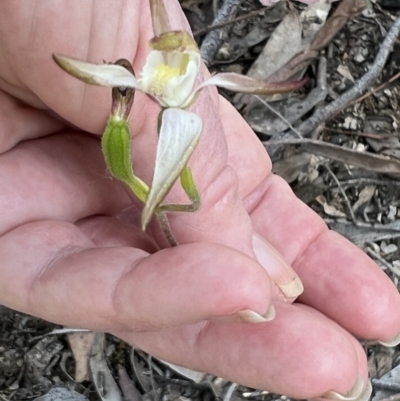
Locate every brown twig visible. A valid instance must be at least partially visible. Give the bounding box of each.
[117,365,143,401]
[323,127,396,139]
[255,96,357,222]
[366,246,395,271]
[351,70,400,105]
[156,212,178,247]
[372,378,400,392]
[323,163,357,224]
[296,15,400,137]
[254,95,302,138]
[194,8,267,37]
[200,0,241,66]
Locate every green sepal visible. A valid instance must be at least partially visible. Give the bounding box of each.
[180,166,200,206]
[101,116,148,203]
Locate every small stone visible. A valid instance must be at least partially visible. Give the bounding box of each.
[370,242,380,253]
[354,53,365,63]
[343,116,358,130]
[353,47,369,63]
[337,65,355,82]
[388,205,397,221]
[381,243,398,255]
[356,143,366,152]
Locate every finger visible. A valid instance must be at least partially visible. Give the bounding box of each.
[117,303,369,400]
[0,220,272,331]
[247,173,400,343]
[0,1,141,133]
[78,214,288,302]
[217,97,400,343]
[0,91,64,153]
[217,97,305,300]
[218,97,272,198]
[0,132,130,236]
[77,215,159,253]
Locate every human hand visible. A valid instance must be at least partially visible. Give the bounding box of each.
[0,1,399,399]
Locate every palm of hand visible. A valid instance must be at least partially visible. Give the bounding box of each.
[0,1,399,399]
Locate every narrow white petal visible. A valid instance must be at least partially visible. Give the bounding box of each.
[53,54,139,88]
[195,74,241,91]
[142,108,203,229]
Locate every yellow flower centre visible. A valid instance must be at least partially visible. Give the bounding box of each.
[150,64,181,96]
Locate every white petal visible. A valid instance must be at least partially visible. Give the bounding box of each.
[53,54,139,88]
[162,58,200,107]
[139,51,201,108]
[138,51,165,92]
[142,108,203,229]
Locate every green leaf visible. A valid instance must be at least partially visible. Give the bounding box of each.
[141,108,202,230]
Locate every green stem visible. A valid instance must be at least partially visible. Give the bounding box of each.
[156,212,178,247]
[157,166,200,213]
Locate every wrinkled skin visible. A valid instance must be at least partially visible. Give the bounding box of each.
[0,1,399,399]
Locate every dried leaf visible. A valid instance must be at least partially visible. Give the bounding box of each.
[337,65,355,82]
[268,50,318,82]
[300,0,331,46]
[268,0,365,82]
[248,86,327,135]
[247,7,303,80]
[89,333,123,401]
[266,138,400,174]
[372,362,400,401]
[68,332,96,383]
[352,185,376,213]
[117,365,143,401]
[33,387,89,401]
[129,348,153,393]
[273,153,314,183]
[310,0,367,52]
[159,360,206,383]
[323,202,347,217]
[326,219,400,245]
[223,383,239,401]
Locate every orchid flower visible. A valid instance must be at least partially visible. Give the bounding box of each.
[53,0,305,244]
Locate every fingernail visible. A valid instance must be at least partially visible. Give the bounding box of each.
[322,377,372,401]
[237,305,276,323]
[211,305,276,324]
[252,233,304,300]
[377,332,400,347]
